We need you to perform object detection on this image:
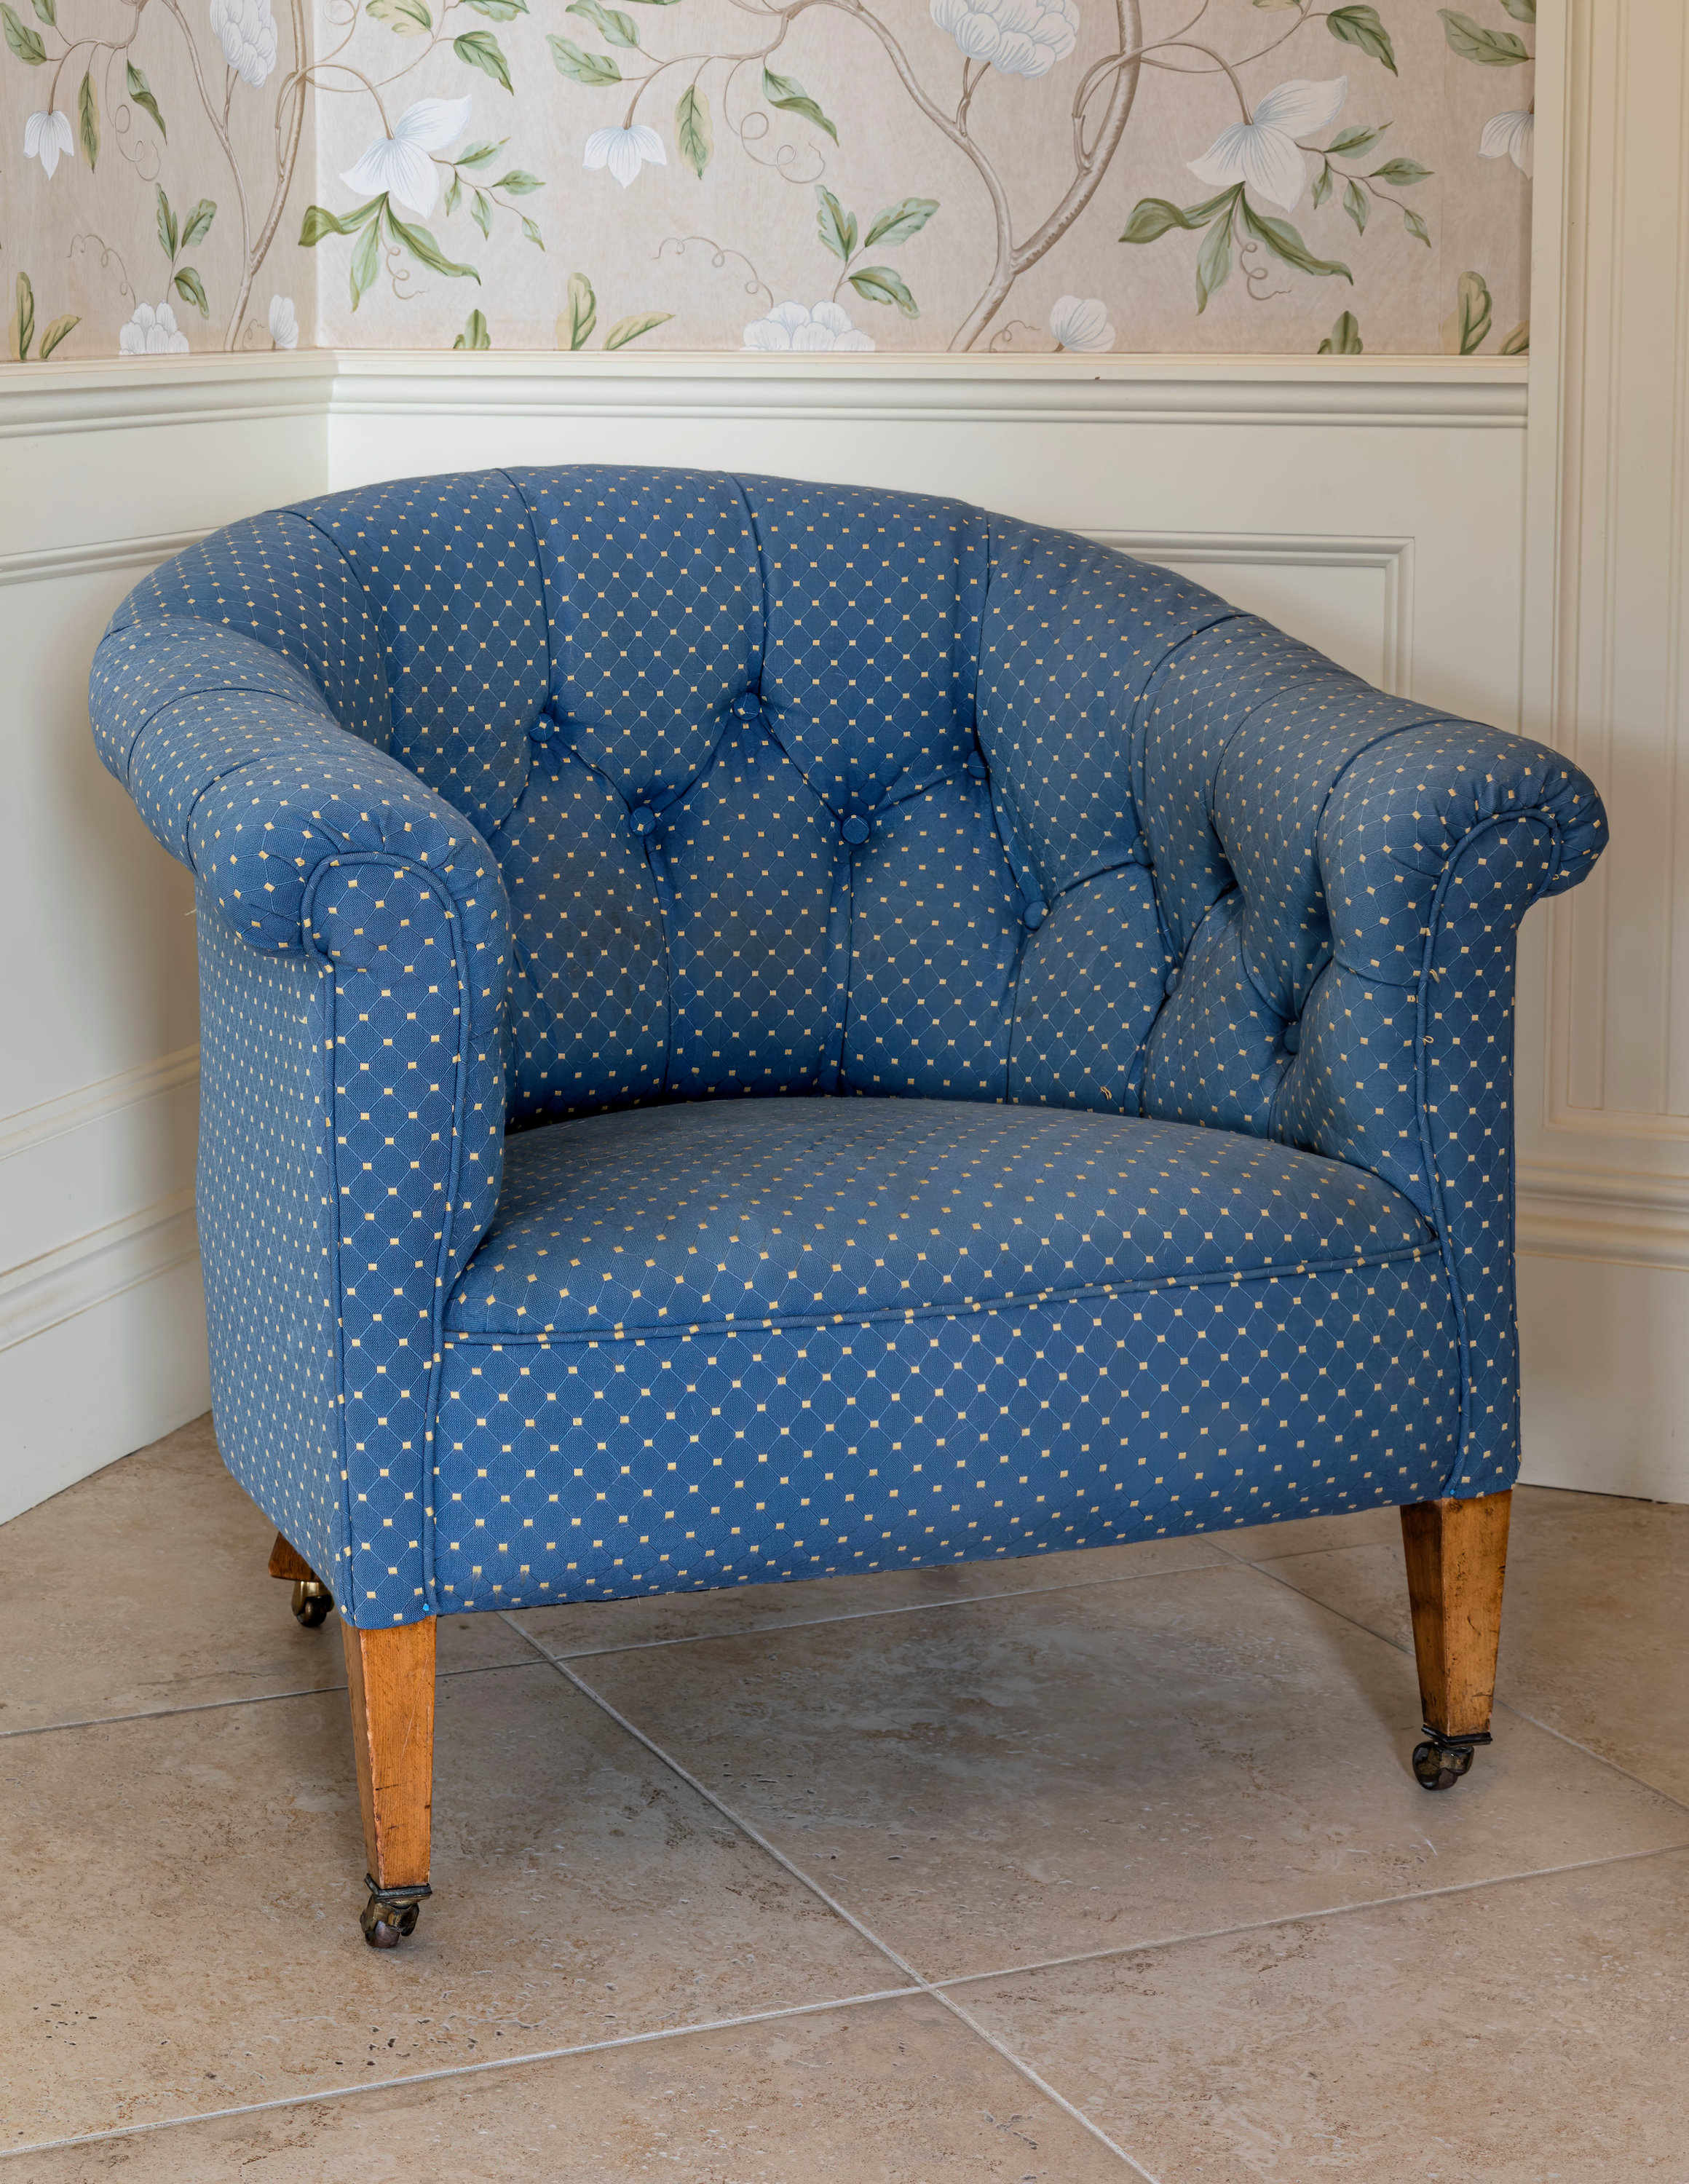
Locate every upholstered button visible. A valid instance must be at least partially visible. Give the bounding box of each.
[842,814,871,846]
[528,713,558,745]
[1164,965,1181,997]
[964,750,987,780]
[628,807,656,838]
[1021,898,1046,930]
[1282,1019,1301,1056]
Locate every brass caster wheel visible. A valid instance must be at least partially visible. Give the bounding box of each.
[290,1578,333,1629]
[1412,1733,1485,1791]
[360,1880,430,1949]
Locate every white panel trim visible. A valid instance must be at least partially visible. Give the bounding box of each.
[0,531,208,590]
[1517,1159,1689,1273]
[0,1046,201,1166]
[1090,529,1414,697]
[0,1190,197,1354]
[0,352,1527,440]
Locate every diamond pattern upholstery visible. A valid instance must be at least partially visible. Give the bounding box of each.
[90,465,1607,1626]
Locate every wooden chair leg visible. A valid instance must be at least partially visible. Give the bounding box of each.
[1399,1489,1511,1792]
[342,1617,437,1948]
[267,1530,333,1629]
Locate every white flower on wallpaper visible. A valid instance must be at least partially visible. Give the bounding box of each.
[208,0,277,89]
[1048,295,1114,352]
[341,96,474,218]
[23,110,74,180]
[744,301,874,352]
[269,295,298,348]
[1479,110,1533,178]
[1187,77,1348,213]
[119,301,191,355]
[582,125,667,189]
[930,0,1078,79]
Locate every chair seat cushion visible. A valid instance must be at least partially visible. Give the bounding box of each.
[446,1095,1432,1340]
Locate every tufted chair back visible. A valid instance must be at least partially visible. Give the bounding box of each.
[100,462,1599,1251]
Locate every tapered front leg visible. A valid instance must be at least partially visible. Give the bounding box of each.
[1399,1489,1511,1790]
[341,1617,436,1946]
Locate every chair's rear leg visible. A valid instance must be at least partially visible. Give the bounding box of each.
[267,1530,333,1628]
[1399,1489,1511,1790]
[342,1618,436,1947]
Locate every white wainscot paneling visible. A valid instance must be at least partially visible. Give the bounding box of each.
[0,351,1529,1524]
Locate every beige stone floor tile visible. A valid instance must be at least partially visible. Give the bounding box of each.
[0,1415,529,1734]
[1247,1485,1689,1806]
[572,1559,1689,1984]
[0,1660,895,2148]
[7,1995,1132,2182]
[1217,1500,1409,1562]
[513,1532,1229,1663]
[958,1846,1689,2183]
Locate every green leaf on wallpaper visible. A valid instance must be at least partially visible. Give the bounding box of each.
[29,0,54,27]
[566,0,638,45]
[471,189,492,237]
[454,309,492,349]
[1342,177,1368,232]
[1441,269,1492,354]
[1403,206,1431,246]
[1326,123,1388,157]
[1500,319,1530,354]
[445,171,462,215]
[1239,199,1352,282]
[349,215,382,308]
[563,271,597,349]
[155,186,178,264]
[1437,9,1529,63]
[454,28,513,90]
[763,66,838,143]
[1119,186,1238,245]
[384,205,480,281]
[1326,4,1396,74]
[462,0,526,17]
[604,309,673,350]
[548,33,620,84]
[1499,0,1535,17]
[865,197,938,249]
[847,264,918,317]
[180,198,216,248]
[78,69,98,170]
[173,266,210,318]
[1312,161,1332,210]
[815,187,858,264]
[1318,310,1364,354]
[521,214,544,249]
[8,274,34,363]
[494,170,542,194]
[367,0,432,31]
[301,195,384,245]
[1372,157,1431,186]
[2,6,47,63]
[455,139,505,168]
[126,62,167,141]
[1195,207,1232,312]
[676,83,712,176]
[39,312,78,360]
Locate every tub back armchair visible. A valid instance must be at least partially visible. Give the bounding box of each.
[90,467,1605,1944]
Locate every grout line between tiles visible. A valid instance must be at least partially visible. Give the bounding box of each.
[0,1655,547,1744]
[499,1610,1163,2183]
[1209,1536,1689,1818]
[0,1986,924,2163]
[529,1552,1233,1665]
[928,1837,1689,1994]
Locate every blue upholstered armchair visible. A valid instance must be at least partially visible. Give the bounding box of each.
[91,467,1605,1946]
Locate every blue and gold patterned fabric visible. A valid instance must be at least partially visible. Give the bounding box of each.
[90,467,1606,1627]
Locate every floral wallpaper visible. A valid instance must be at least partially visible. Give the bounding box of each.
[2,0,1535,360]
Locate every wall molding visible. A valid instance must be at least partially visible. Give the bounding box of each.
[0,352,1528,443]
[0,1046,201,1167]
[0,531,208,590]
[1517,1158,1689,1274]
[0,1189,197,1354]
